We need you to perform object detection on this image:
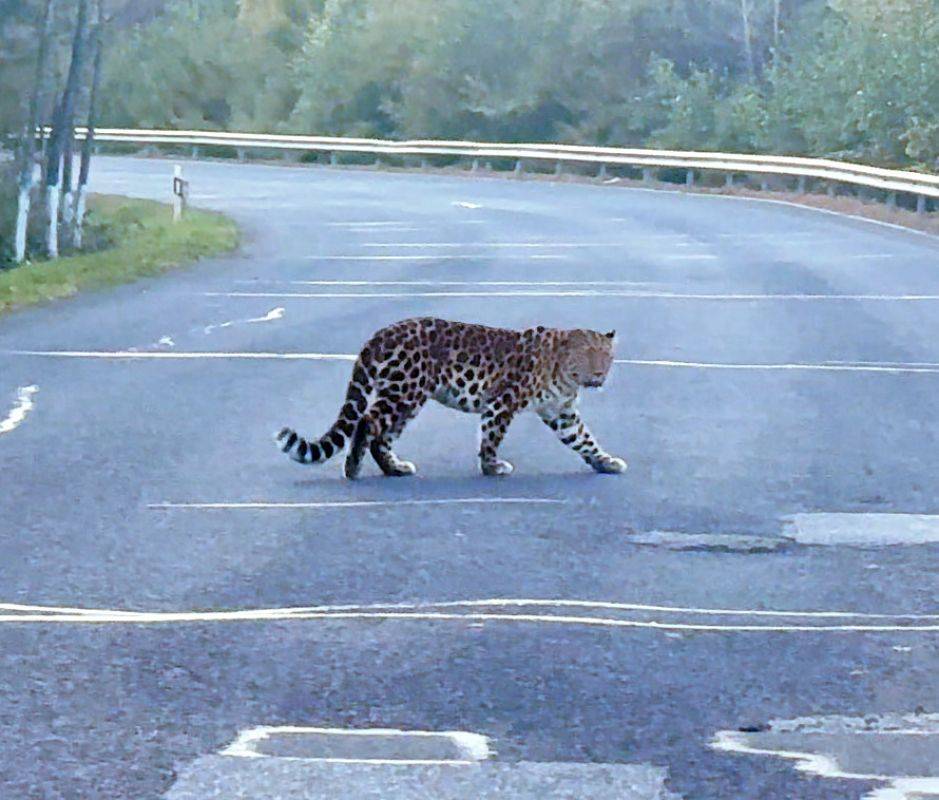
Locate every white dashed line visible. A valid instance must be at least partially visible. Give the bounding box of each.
[303,254,567,261]
[237,280,661,287]
[148,498,563,510]
[0,385,38,436]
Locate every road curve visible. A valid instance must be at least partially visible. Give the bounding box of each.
[1,157,938,799]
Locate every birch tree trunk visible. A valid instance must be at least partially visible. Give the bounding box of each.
[14,0,57,264]
[739,0,756,81]
[45,0,90,259]
[73,0,106,249]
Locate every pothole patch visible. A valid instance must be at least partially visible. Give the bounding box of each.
[712,712,939,800]
[627,530,791,553]
[785,514,939,546]
[221,726,491,764]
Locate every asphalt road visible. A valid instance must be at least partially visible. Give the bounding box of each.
[1,156,938,799]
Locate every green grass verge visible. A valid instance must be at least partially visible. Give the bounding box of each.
[0,194,239,316]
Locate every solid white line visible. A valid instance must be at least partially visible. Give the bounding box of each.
[614,358,939,374]
[4,350,357,361]
[205,290,939,301]
[238,280,660,287]
[362,242,707,249]
[9,351,939,374]
[149,498,563,510]
[2,608,938,631]
[0,385,38,435]
[304,254,567,261]
[10,597,936,621]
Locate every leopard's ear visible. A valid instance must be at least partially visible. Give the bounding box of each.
[605,330,616,339]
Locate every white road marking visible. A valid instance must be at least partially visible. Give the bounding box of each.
[785,513,939,546]
[0,385,38,436]
[236,280,661,287]
[2,608,938,632]
[205,290,939,301]
[221,726,490,765]
[203,306,285,335]
[614,358,939,375]
[452,201,482,209]
[712,714,939,800]
[10,351,939,374]
[4,351,357,361]
[362,241,709,250]
[149,498,563,510]
[325,221,410,227]
[304,254,566,261]
[3,597,937,631]
[156,336,175,348]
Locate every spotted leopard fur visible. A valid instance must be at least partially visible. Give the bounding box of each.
[276,317,626,479]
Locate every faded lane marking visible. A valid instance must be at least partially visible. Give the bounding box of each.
[786,513,939,546]
[712,713,939,800]
[203,306,285,335]
[3,597,937,631]
[221,726,490,765]
[0,385,38,436]
[149,498,563,510]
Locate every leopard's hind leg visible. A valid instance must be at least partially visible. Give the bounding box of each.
[370,391,428,476]
[344,390,427,479]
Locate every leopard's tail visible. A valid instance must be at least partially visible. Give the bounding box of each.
[275,356,373,465]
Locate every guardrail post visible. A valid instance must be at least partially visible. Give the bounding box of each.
[470,158,480,174]
[421,158,430,171]
[236,148,246,162]
[373,156,382,168]
[724,173,734,188]
[797,176,806,194]
[685,169,694,187]
[760,178,769,192]
[554,161,564,177]
[917,195,928,215]
[827,183,836,197]
[886,191,897,209]
[597,163,607,181]
[329,152,338,167]
[642,168,653,184]
[191,146,199,159]
[514,159,525,177]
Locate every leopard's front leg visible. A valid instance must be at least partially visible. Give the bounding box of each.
[538,405,626,474]
[479,402,517,476]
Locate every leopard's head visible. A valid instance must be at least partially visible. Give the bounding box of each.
[561,329,616,388]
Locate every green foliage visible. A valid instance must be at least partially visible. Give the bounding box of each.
[0,194,238,314]
[75,0,939,169]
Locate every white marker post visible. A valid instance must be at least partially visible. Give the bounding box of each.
[172,164,188,222]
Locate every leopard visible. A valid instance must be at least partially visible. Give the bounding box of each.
[276,317,626,479]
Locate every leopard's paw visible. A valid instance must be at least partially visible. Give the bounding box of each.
[481,459,515,477]
[592,455,627,474]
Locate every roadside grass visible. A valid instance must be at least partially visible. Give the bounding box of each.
[0,194,239,316]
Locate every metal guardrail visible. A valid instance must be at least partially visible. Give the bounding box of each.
[66,127,939,211]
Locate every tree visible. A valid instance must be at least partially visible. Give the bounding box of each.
[73,0,107,248]
[44,0,90,259]
[13,0,56,264]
